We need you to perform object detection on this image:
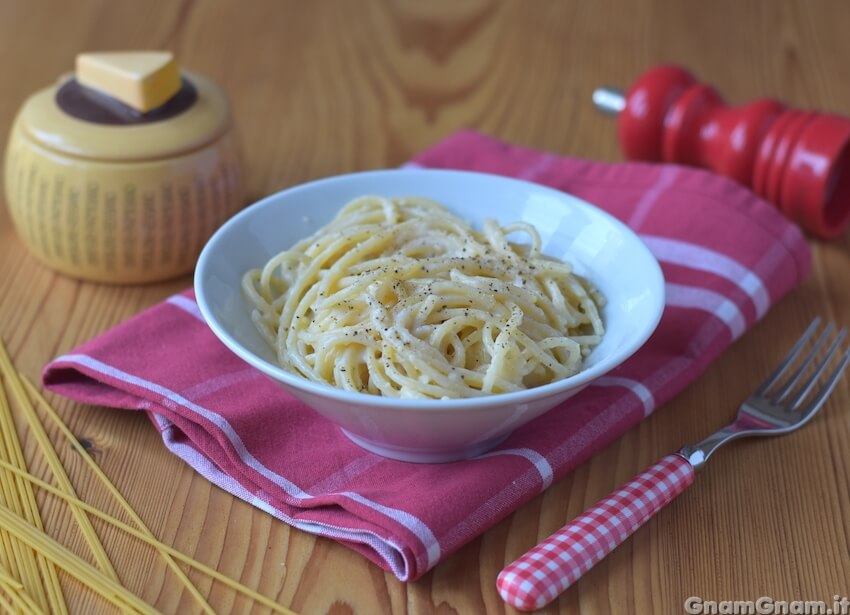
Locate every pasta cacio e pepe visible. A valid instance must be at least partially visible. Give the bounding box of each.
[242,196,605,398]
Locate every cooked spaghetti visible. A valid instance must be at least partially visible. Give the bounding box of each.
[242,196,604,398]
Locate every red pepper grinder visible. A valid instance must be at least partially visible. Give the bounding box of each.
[594,65,850,239]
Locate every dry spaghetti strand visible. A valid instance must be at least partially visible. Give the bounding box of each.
[0,503,159,615]
[0,342,120,586]
[0,341,295,613]
[0,560,47,615]
[0,392,48,610]
[0,382,66,614]
[0,458,296,615]
[0,343,217,614]
[19,376,295,614]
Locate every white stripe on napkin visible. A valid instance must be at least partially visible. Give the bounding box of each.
[627,166,679,229]
[56,353,442,569]
[167,295,205,321]
[641,235,769,318]
[592,376,655,416]
[181,368,264,400]
[664,283,747,338]
[517,153,559,181]
[477,448,554,489]
[60,354,312,497]
[159,430,412,580]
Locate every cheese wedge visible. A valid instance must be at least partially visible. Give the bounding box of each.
[76,51,181,112]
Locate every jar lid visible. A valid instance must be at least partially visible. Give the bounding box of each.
[15,70,231,162]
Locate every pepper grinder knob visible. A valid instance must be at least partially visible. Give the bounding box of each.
[594,65,850,239]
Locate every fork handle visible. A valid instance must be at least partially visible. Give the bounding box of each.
[497,454,696,611]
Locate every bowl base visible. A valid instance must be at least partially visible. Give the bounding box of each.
[339,429,511,463]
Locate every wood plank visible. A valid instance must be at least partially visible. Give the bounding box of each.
[0,0,848,612]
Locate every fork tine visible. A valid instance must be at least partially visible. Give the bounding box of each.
[755,317,822,396]
[770,321,834,402]
[786,329,848,410]
[798,345,850,420]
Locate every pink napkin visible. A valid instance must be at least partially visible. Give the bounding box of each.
[43,131,811,581]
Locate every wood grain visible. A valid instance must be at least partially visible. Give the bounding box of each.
[1,0,849,613]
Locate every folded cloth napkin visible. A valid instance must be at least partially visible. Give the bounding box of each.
[43,130,811,581]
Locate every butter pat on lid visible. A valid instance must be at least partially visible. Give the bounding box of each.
[76,51,181,113]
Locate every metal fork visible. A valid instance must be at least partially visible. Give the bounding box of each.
[497,318,850,611]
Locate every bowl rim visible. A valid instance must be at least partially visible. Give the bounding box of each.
[194,168,665,411]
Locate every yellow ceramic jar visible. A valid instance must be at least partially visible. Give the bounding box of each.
[4,60,242,284]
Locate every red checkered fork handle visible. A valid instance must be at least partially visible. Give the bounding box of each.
[497,454,696,611]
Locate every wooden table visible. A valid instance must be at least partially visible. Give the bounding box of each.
[1,1,849,613]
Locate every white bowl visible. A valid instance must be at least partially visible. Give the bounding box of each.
[194,169,664,463]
